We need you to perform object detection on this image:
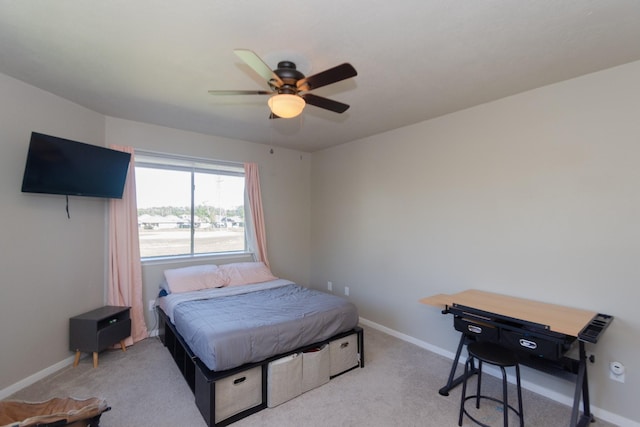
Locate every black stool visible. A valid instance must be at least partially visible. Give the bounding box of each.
[458,341,524,427]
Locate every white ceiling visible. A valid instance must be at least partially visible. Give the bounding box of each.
[1,1,640,152]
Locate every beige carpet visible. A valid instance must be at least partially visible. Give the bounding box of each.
[8,325,616,426]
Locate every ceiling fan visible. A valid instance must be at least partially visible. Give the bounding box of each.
[208,49,357,119]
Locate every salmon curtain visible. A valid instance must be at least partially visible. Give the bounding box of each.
[244,163,270,268]
[108,145,148,345]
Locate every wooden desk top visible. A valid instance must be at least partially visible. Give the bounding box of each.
[420,289,597,337]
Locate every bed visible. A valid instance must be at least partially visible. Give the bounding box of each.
[156,262,364,427]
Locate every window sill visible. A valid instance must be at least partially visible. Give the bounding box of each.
[141,252,254,267]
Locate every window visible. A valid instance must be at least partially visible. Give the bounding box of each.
[135,151,246,259]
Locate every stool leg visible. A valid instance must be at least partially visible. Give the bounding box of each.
[500,366,508,427]
[516,364,524,427]
[459,356,471,426]
[476,360,483,409]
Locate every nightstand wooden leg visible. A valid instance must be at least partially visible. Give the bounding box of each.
[73,351,81,367]
[93,352,98,368]
[120,340,126,352]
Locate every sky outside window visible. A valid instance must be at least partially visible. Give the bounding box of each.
[135,167,244,210]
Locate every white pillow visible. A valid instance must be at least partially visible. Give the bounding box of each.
[163,264,229,293]
[218,262,277,286]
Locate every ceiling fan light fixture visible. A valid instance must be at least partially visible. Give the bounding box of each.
[268,94,305,118]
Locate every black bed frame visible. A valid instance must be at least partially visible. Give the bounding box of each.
[157,307,365,427]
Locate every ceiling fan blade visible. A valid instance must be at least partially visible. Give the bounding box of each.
[301,93,350,113]
[208,90,273,95]
[234,49,283,87]
[297,63,357,91]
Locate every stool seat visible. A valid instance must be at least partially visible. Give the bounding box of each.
[458,341,524,427]
[468,341,518,367]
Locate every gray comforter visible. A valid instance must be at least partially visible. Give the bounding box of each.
[165,281,359,371]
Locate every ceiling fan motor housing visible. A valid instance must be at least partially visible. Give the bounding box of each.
[273,61,304,94]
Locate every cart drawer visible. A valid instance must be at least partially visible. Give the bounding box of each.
[500,329,574,361]
[454,317,499,342]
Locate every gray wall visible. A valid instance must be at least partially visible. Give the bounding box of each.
[0,73,107,389]
[0,76,311,393]
[2,56,640,423]
[310,60,640,423]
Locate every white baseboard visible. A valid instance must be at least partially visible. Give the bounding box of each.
[0,355,76,400]
[0,328,161,400]
[359,316,639,427]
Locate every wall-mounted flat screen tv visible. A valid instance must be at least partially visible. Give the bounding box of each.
[21,132,131,199]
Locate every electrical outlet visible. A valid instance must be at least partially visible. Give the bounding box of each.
[327,281,333,292]
[344,286,350,296]
[610,361,625,383]
[148,299,156,312]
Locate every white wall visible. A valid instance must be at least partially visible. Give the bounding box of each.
[310,60,640,423]
[105,118,312,331]
[0,73,107,389]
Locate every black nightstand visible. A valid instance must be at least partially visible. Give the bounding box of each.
[69,305,131,368]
